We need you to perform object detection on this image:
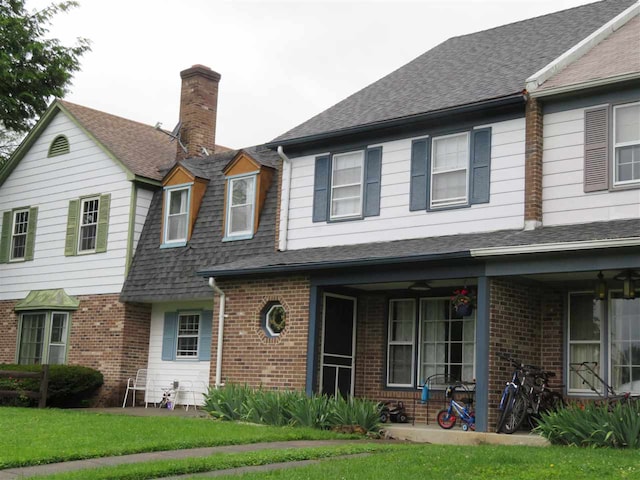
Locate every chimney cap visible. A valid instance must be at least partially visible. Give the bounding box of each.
[180,64,221,82]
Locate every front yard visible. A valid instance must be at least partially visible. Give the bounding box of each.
[1,407,638,480]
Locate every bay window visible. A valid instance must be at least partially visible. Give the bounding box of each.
[18,312,69,365]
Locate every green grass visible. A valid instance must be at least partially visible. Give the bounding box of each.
[0,407,356,469]
[209,444,640,480]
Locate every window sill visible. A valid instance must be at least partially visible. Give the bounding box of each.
[222,233,254,242]
[161,241,187,249]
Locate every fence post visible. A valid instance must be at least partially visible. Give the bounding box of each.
[38,365,49,408]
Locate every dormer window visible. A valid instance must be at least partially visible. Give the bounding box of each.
[225,174,256,239]
[163,185,191,245]
[222,150,274,242]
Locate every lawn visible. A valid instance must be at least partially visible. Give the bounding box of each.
[0,407,355,468]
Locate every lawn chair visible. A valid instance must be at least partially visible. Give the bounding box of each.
[122,369,153,408]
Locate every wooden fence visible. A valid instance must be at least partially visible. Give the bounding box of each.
[0,365,50,408]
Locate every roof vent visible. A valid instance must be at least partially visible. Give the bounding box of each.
[48,135,70,157]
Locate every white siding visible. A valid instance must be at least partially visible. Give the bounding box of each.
[146,302,212,406]
[0,112,133,299]
[542,108,640,226]
[133,187,154,253]
[284,118,526,250]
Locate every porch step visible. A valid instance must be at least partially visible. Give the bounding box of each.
[383,424,549,447]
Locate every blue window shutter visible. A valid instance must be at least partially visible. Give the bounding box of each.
[410,138,429,211]
[363,147,382,217]
[199,310,213,361]
[312,155,331,222]
[470,128,492,204]
[162,312,178,361]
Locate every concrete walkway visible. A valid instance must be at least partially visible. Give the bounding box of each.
[0,440,361,479]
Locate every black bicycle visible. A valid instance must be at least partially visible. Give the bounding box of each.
[496,353,564,434]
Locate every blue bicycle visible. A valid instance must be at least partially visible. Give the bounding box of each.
[436,382,476,431]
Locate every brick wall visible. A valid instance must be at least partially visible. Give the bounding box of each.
[524,97,543,226]
[213,276,310,390]
[0,294,151,406]
[487,278,563,427]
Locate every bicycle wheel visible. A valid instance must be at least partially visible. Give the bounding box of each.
[500,390,527,434]
[436,409,457,429]
[539,391,565,414]
[495,387,513,433]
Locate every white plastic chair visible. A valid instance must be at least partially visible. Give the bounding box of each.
[122,369,153,408]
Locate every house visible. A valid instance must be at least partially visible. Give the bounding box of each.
[120,0,639,432]
[0,64,227,404]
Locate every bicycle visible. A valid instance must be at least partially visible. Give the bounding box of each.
[436,382,476,431]
[496,353,564,434]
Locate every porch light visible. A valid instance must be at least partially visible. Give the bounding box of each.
[594,271,607,301]
[614,270,639,300]
[409,281,432,292]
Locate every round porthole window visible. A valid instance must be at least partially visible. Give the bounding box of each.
[264,303,286,337]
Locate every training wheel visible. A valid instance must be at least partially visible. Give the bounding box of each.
[462,424,469,431]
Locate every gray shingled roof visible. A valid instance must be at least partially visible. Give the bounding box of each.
[197,219,640,277]
[120,145,280,302]
[272,0,636,144]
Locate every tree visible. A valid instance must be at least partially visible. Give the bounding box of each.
[0,0,90,166]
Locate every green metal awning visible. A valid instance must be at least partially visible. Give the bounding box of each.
[15,289,80,311]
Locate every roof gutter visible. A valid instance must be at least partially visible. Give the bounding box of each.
[470,237,640,257]
[276,146,292,251]
[530,72,640,99]
[265,93,525,149]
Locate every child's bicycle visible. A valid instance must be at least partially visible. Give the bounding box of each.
[436,382,476,431]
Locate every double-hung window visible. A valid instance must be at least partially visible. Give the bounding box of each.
[331,151,364,219]
[164,186,190,244]
[387,299,416,387]
[226,175,256,239]
[79,197,99,253]
[18,312,69,365]
[11,209,29,260]
[430,132,469,208]
[568,292,640,395]
[386,297,476,388]
[176,313,200,358]
[613,102,640,186]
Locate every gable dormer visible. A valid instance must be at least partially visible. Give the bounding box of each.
[161,163,209,247]
[222,151,274,241]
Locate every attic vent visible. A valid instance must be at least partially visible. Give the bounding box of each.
[48,135,70,157]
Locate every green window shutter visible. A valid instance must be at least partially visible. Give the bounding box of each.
[162,312,178,361]
[24,207,38,261]
[198,310,213,361]
[0,211,11,263]
[470,128,492,204]
[95,194,111,253]
[64,200,79,257]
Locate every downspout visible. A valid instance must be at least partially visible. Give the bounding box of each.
[208,277,226,388]
[276,146,292,251]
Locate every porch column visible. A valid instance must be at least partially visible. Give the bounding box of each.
[475,276,490,432]
[305,285,320,396]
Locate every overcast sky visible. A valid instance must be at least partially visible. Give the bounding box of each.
[28,0,597,149]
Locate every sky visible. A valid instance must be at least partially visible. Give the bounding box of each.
[28,0,599,149]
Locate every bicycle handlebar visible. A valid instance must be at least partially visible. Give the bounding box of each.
[496,352,555,378]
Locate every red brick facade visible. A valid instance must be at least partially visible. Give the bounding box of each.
[212,276,310,390]
[0,294,150,406]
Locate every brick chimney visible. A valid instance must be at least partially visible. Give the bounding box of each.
[176,64,221,160]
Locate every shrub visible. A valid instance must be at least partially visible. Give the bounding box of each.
[203,383,382,433]
[535,399,640,448]
[0,364,103,408]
